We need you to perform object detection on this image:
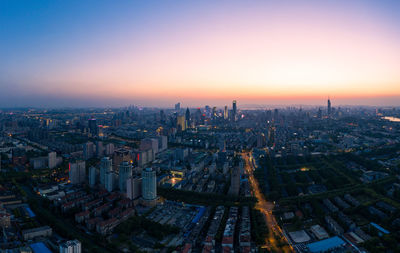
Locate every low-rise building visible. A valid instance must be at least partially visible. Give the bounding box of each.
[325,216,344,235]
[75,210,90,223]
[22,226,52,240]
[96,218,119,235]
[310,224,329,240]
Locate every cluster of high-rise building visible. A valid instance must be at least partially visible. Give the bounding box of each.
[59,240,81,253]
[2,97,400,252]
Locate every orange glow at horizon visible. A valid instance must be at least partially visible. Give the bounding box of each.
[9,1,400,106]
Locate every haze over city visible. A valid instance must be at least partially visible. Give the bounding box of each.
[1,0,400,107]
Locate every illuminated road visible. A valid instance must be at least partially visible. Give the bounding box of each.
[242,152,293,253]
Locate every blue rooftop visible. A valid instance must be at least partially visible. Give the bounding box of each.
[307,236,346,253]
[192,207,206,224]
[25,206,36,218]
[30,242,52,253]
[370,222,390,234]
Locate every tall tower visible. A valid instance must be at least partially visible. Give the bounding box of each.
[142,168,157,202]
[127,176,142,200]
[112,148,131,172]
[229,167,240,195]
[100,157,112,186]
[119,161,132,192]
[185,108,191,128]
[177,115,186,131]
[69,161,86,184]
[212,107,217,119]
[175,102,181,111]
[232,100,237,121]
[48,151,57,169]
[105,171,115,192]
[327,98,332,117]
[88,118,98,136]
[224,106,228,120]
[89,166,97,187]
[160,110,166,123]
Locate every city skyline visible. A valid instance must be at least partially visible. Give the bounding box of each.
[1,0,400,107]
[2,2,400,250]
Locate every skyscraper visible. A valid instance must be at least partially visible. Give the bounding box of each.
[48,151,57,169]
[157,135,168,151]
[69,161,86,184]
[317,107,322,119]
[140,138,159,155]
[119,161,132,192]
[59,240,81,253]
[83,142,95,160]
[105,143,114,156]
[232,100,237,121]
[229,166,240,196]
[327,98,332,117]
[224,106,228,120]
[88,118,98,136]
[142,168,157,206]
[100,157,112,186]
[185,107,191,128]
[96,141,104,158]
[160,110,166,123]
[105,171,115,192]
[113,148,131,172]
[89,166,97,187]
[195,108,202,125]
[212,107,217,119]
[175,102,181,111]
[273,108,279,121]
[126,176,142,200]
[177,115,186,131]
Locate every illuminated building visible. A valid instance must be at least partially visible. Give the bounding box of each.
[185,107,191,128]
[212,107,217,119]
[177,115,186,131]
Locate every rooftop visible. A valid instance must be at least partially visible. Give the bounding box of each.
[307,236,346,253]
[30,242,52,253]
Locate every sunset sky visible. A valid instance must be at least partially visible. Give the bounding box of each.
[1,0,400,107]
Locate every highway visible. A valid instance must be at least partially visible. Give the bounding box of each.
[242,152,294,252]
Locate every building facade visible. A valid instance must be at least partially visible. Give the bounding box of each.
[142,168,156,202]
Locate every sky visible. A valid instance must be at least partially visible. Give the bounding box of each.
[1,0,400,108]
